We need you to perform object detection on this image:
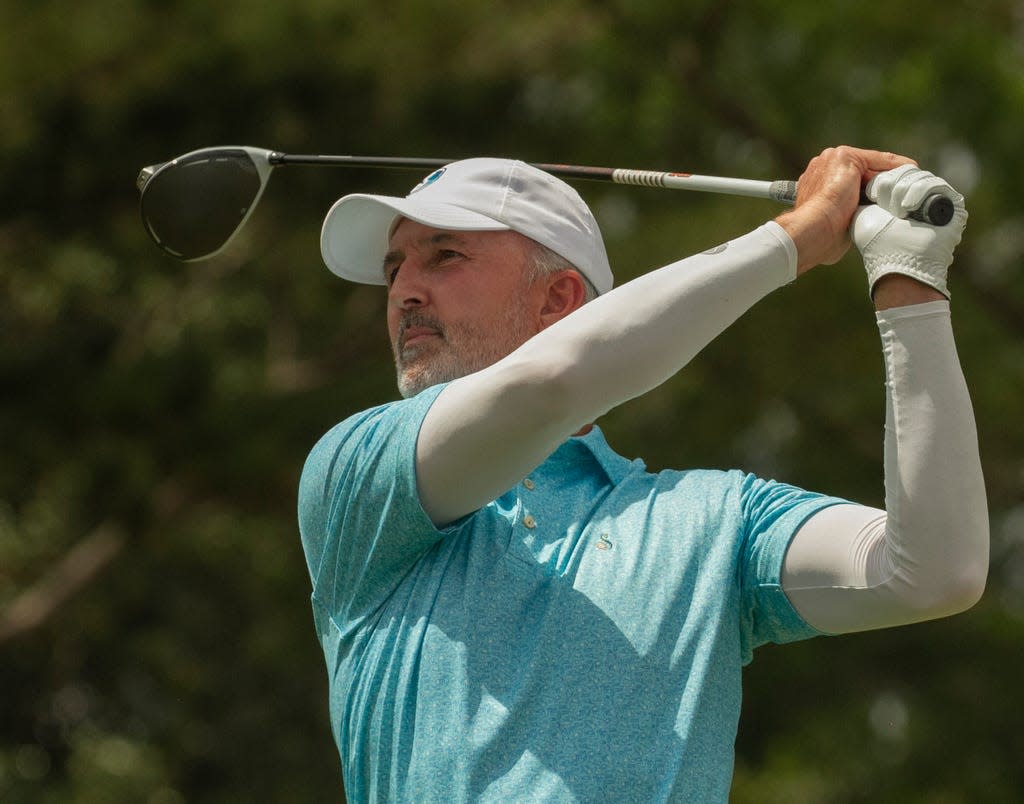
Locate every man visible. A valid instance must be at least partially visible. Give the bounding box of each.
[299,147,988,802]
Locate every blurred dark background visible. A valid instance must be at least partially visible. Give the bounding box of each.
[2,1,1022,801]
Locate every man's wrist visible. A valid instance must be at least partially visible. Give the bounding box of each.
[872,273,946,310]
[774,210,816,275]
[775,203,848,276]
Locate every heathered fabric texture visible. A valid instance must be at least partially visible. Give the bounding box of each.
[298,384,842,802]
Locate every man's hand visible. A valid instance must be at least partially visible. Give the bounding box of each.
[852,164,967,307]
[775,146,916,275]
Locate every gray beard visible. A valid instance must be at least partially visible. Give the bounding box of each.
[393,306,537,398]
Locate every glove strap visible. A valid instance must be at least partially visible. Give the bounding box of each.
[866,251,951,299]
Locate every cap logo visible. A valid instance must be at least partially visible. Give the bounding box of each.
[410,167,446,195]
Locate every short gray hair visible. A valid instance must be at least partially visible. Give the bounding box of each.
[527,241,599,303]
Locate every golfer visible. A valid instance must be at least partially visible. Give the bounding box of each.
[299,146,988,802]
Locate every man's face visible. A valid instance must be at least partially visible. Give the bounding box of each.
[384,219,545,398]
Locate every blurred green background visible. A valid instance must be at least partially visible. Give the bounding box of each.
[2,1,1022,801]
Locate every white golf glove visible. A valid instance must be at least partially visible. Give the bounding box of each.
[852,164,967,298]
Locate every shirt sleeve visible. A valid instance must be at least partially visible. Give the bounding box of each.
[297,383,457,628]
[736,474,846,663]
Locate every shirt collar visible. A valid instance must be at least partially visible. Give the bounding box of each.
[571,425,640,485]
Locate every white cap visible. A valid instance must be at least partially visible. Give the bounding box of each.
[319,158,613,294]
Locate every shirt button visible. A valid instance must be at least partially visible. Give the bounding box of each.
[523,514,537,529]
[523,478,535,490]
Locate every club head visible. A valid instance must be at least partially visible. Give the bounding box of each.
[138,146,276,260]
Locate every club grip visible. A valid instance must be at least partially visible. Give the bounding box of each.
[857,190,954,226]
[912,194,955,226]
[776,180,954,226]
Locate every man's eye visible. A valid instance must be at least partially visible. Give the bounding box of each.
[437,249,463,262]
[386,265,400,285]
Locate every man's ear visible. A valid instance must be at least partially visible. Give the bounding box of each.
[539,270,588,329]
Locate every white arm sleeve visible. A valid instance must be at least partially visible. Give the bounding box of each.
[417,222,797,525]
[782,301,989,633]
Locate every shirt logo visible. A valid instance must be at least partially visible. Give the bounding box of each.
[410,168,446,194]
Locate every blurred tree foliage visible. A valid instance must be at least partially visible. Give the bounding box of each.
[2,0,1022,801]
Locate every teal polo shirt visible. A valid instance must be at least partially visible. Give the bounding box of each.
[298,383,842,802]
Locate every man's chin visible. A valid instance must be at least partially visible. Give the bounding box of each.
[397,375,436,399]
[396,362,463,399]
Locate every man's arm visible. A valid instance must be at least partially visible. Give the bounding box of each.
[781,298,988,632]
[416,146,912,526]
[416,222,797,525]
[781,166,988,632]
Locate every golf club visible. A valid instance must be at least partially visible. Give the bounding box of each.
[137,145,956,261]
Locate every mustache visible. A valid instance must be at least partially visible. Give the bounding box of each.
[396,311,446,347]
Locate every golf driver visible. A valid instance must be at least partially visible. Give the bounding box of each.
[137,145,955,261]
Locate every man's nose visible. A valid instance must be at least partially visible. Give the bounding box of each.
[388,263,428,309]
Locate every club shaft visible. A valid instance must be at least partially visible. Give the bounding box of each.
[269,151,792,203]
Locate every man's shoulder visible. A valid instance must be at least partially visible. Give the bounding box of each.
[307,384,448,462]
[641,462,748,494]
[579,428,751,495]
[315,398,402,449]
